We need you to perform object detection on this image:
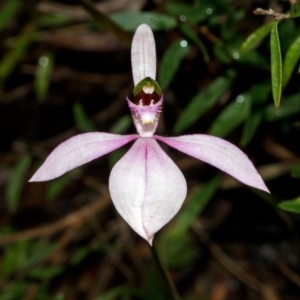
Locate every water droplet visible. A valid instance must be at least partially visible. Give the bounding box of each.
[232,51,240,60]
[39,56,49,67]
[235,95,244,107]
[179,15,186,22]
[180,40,188,47]
[206,8,213,15]
[236,95,244,103]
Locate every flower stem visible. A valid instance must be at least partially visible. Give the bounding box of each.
[150,242,181,300]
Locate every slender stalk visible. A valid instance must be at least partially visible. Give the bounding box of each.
[150,242,181,300]
[78,0,132,45]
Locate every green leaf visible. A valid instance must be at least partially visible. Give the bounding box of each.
[278,197,300,213]
[5,154,32,213]
[290,1,300,18]
[170,176,221,240]
[28,266,63,280]
[291,164,300,178]
[0,241,29,278]
[208,93,251,137]
[240,22,273,54]
[240,111,263,147]
[73,102,96,132]
[94,286,128,300]
[34,53,54,101]
[22,242,57,268]
[158,39,190,90]
[0,17,37,86]
[270,21,282,109]
[282,33,300,88]
[265,90,300,121]
[174,76,234,133]
[110,12,176,31]
[165,2,206,24]
[110,115,131,134]
[179,23,209,62]
[108,116,132,167]
[46,170,79,201]
[0,0,22,31]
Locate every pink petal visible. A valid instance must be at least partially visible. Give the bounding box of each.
[30,133,138,182]
[109,138,187,244]
[131,24,156,86]
[155,134,269,193]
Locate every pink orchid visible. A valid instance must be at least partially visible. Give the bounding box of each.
[30,24,269,245]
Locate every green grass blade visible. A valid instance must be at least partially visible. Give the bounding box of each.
[270,21,282,109]
[174,76,233,134]
[158,39,190,90]
[240,22,272,55]
[282,33,300,88]
[208,94,251,137]
[5,154,32,213]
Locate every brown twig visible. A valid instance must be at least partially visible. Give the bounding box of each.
[253,8,290,21]
[192,220,280,300]
[0,195,110,246]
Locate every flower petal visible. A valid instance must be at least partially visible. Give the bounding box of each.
[131,24,156,86]
[30,133,138,181]
[156,134,269,193]
[126,96,163,137]
[109,138,187,244]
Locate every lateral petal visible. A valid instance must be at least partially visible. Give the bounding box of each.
[109,138,187,244]
[30,133,138,181]
[156,134,269,193]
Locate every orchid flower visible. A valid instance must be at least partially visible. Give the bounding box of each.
[30,24,269,245]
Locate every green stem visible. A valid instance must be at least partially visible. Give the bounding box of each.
[150,242,181,300]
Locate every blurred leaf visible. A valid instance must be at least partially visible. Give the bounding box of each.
[22,242,57,268]
[290,1,300,18]
[213,42,232,64]
[46,170,79,201]
[39,13,72,28]
[158,39,190,90]
[278,197,300,213]
[0,17,37,86]
[110,115,131,134]
[94,286,129,300]
[73,102,96,132]
[0,0,22,31]
[108,116,132,167]
[80,0,131,44]
[165,2,206,23]
[240,22,272,54]
[208,93,251,137]
[174,76,234,133]
[5,154,32,213]
[265,91,300,121]
[240,111,263,147]
[179,23,209,62]
[250,81,270,105]
[110,12,176,31]
[291,164,300,178]
[170,176,221,240]
[270,21,282,109]
[282,33,300,88]
[0,283,27,300]
[35,53,54,101]
[0,241,29,278]
[145,269,167,300]
[28,266,63,280]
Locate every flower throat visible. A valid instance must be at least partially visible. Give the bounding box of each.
[133,77,162,106]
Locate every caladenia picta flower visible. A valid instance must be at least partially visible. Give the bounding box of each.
[30,24,269,245]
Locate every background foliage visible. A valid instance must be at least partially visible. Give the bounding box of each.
[0,0,300,299]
